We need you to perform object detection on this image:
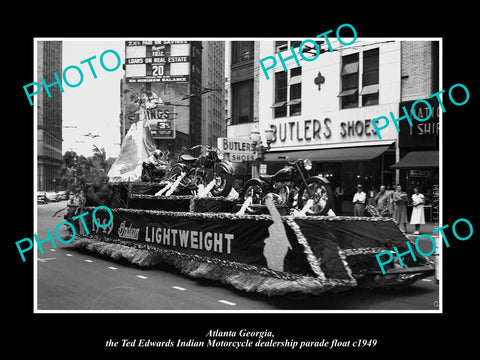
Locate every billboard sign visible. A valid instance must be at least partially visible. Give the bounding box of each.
[125,40,189,46]
[125,41,190,83]
[148,118,175,139]
[146,105,175,139]
[126,75,189,83]
[126,56,189,64]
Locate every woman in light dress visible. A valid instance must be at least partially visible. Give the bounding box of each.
[410,187,425,234]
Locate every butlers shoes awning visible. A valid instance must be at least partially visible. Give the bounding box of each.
[264,144,391,162]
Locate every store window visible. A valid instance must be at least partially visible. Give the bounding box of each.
[272,67,302,118]
[232,80,253,124]
[339,53,359,109]
[361,48,379,106]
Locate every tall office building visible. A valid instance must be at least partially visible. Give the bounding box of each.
[37,41,63,191]
[201,41,225,146]
[121,40,203,155]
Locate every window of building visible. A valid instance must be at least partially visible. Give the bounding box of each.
[276,40,303,53]
[338,48,380,109]
[300,40,325,58]
[273,67,301,118]
[232,42,254,64]
[289,67,302,116]
[339,53,359,109]
[275,41,288,52]
[361,48,379,106]
[273,71,287,118]
[290,40,301,49]
[232,80,253,124]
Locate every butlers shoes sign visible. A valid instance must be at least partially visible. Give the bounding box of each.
[217,137,256,162]
[265,104,399,149]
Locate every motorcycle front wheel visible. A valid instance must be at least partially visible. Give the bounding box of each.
[242,179,265,215]
[210,170,233,197]
[297,178,334,215]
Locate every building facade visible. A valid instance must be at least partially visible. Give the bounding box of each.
[258,40,401,206]
[395,41,440,222]
[37,41,63,191]
[120,41,203,155]
[201,41,226,146]
[225,41,260,181]
[226,39,439,215]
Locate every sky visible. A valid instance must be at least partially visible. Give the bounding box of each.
[62,40,125,159]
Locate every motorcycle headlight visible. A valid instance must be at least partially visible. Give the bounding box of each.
[216,149,225,160]
[304,159,312,170]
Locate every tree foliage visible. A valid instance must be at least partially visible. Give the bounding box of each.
[59,147,113,192]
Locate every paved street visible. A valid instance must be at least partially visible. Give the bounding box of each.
[36,201,439,311]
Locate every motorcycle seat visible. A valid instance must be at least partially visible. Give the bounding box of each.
[181,154,197,162]
[259,174,274,182]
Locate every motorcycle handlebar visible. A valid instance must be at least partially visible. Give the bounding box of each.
[278,155,296,162]
[186,144,220,152]
[278,156,306,165]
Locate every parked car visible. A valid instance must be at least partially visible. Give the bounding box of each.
[37,191,48,204]
[57,190,69,200]
[45,191,61,202]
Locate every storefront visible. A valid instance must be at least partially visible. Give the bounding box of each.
[392,97,440,222]
[263,141,397,215]
[253,40,403,214]
[258,101,401,214]
[265,142,396,189]
[390,151,439,222]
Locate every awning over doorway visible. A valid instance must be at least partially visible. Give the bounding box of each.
[390,151,439,169]
[264,144,391,162]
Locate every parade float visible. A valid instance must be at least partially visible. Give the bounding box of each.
[68,103,434,297]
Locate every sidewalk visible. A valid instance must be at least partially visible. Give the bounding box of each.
[335,201,439,237]
[404,222,439,237]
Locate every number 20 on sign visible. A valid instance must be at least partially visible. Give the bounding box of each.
[151,65,164,76]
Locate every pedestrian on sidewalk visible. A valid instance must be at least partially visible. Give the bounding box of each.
[352,184,366,216]
[385,185,395,216]
[367,186,378,206]
[393,184,408,232]
[410,187,425,234]
[375,185,392,217]
[334,182,345,214]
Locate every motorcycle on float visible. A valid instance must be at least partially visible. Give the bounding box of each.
[167,145,234,197]
[141,159,171,183]
[242,156,334,215]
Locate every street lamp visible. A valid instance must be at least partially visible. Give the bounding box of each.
[250,129,275,178]
[250,129,274,159]
[265,128,275,143]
